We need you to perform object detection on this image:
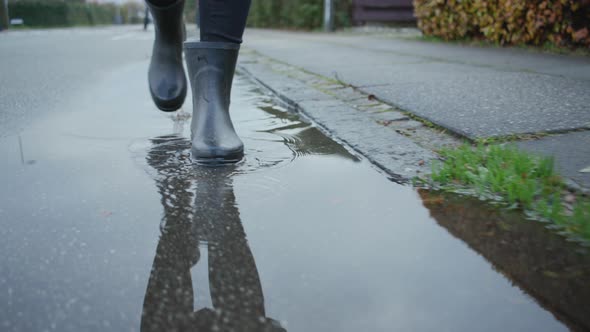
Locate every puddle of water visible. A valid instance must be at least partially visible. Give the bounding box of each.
[0,62,589,332]
[418,190,590,332]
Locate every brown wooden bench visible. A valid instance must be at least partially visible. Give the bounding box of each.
[352,0,415,24]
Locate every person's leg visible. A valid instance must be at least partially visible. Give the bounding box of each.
[146,0,187,112]
[184,0,252,164]
[199,0,251,44]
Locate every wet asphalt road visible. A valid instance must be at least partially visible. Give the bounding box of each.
[1,26,590,332]
[0,27,152,137]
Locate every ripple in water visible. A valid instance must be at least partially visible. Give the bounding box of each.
[129,76,358,180]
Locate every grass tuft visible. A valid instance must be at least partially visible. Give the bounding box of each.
[430,144,590,242]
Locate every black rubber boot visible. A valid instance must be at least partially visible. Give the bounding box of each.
[184,41,244,164]
[146,0,187,112]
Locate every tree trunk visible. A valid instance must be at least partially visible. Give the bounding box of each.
[0,0,9,31]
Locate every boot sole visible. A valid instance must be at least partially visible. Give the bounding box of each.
[193,157,243,166]
[150,87,187,112]
[192,150,244,166]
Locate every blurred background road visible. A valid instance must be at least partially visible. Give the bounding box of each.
[0,26,153,137]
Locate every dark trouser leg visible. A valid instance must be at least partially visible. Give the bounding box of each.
[199,0,252,44]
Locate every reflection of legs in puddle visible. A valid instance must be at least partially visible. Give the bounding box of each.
[141,221,200,332]
[142,136,199,331]
[194,170,267,330]
[146,0,251,163]
[196,170,285,331]
[143,141,285,331]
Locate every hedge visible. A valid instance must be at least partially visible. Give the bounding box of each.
[8,0,117,27]
[414,0,590,47]
[247,0,352,30]
[1,1,8,30]
[120,2,145,25]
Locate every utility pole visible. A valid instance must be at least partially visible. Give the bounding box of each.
[115,5,122,25]
[0,0,9,31]
[323,0,334,32]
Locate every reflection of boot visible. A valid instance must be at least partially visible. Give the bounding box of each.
[146,0,187,112]
[184,42,244,164]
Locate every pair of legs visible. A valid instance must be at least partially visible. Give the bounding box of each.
[148,0,250,43]
[146,0,251,164]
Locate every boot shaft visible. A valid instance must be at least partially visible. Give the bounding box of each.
[146,0,185,46]
[183,41,244,163]
[184,42,240,109]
